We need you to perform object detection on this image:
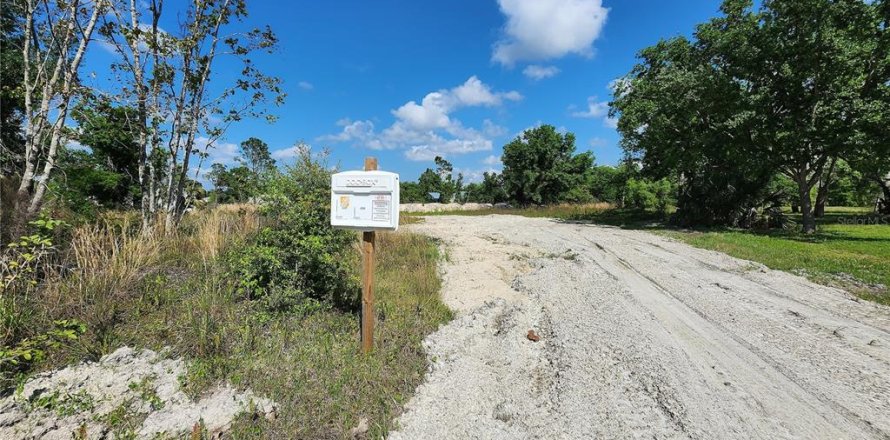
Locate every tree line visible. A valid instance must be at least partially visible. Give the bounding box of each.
[403,119,884,230]
[1,0,283,243]
[401,0,890,234]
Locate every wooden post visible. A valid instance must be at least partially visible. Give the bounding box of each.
[361,157,378,353]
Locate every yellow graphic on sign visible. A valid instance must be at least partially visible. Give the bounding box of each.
[339,195,350,209]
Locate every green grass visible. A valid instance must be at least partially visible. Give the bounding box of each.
[18,210,452,439]
[661,223,890,305]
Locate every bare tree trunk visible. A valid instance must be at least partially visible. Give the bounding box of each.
[165,0,228,231]
[15,0,103,219]
[26,1,103,216]
[814,156,837,218]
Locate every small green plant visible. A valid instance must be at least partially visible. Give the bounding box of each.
[99,399,142,440]
[129,376,164,410]
[28,389,95,417]
[0,320,86,387]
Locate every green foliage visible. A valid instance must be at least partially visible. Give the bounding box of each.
[612,0,890,232]
[0,2,25,175]
[410,156,463,203]
[826,160,882,208]
[227,148,359,311]
[55,100,143,214]
[208,137,278,203]
[501,125,593,205]
[624,178,675,213]
[400,181,430,203]
[27,388,95,417]
[0,320,86,388]
[1,218,67,346]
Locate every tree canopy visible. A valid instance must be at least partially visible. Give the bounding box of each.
[611,0,890,232]
[501,125,593,205]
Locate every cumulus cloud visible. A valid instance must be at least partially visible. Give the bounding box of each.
[571,96,609,118]
[523,65,560,80]
[492,0,608,66]
[392,76,521,131]
[320,76,517,161]
[482,154,502,165]
[271,142,311,159]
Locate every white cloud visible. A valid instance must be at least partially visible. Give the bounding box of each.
[321,76,519,161]
[482,154,501,165]
[455,167,501,183]
[608,77,631,98]
[319,119,377,143]
[523,65,560,80]
[198,137,239,165]
[272,142,310,159]
[571,96,609,118]
[482,119,508,137]
[604,116,618,129]
[66,140,89,152]
[405,136,493,161]
[589,137,607,148]
[492,0,608,66]
[298,81,314,90]
[392,76,521,131]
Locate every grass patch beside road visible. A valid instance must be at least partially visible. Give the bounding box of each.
[11,207,450,438]
[225,231,452,438]
[660,223,890,305]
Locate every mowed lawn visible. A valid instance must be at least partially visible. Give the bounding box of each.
[662,222,890,305]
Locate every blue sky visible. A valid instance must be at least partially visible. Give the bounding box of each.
[83,0,725,183]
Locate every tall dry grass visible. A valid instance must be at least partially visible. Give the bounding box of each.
[33,206,260,357]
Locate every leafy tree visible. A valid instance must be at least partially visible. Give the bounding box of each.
[413,156,462,203]
[501,125,593,205]
[624,178,675,214]
[400,181,430,203]
[14,0,104,222]
[0,1,25,177]
[206,163,255,203]
[704,0,887,231]
[612,0,889,231]
[239,137,276,178]
[477,171,508,204]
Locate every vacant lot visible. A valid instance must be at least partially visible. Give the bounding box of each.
[415,206,890,305]
[392,215,890,439]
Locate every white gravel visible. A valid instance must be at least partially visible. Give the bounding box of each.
[0,347,276,439]
[389,215,890,440]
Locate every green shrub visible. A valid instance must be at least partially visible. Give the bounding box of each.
[228,147,359,311]
[624,178,674,213]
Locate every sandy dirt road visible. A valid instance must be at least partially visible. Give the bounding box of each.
[389,215,890,440]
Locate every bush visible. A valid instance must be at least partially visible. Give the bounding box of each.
[228,148,359,311]
[624,178,674,213]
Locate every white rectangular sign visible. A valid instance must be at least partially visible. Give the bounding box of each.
[330,170,400,231]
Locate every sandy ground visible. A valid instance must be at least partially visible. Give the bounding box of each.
[389,215,890,440]
[400,202,493,213]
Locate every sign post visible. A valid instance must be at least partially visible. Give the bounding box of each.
[330,156,398,354]
[361,157,377,354]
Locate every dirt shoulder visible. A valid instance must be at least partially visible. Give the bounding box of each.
[391,215,890,439]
